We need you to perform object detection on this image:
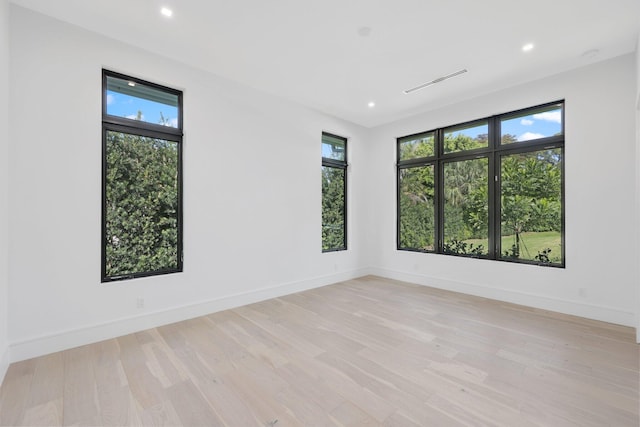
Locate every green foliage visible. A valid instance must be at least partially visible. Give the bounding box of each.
[322,166,345,250]
[105,131,179,277]
[443,239,485,256]
[503,244,520,259]
[501,134,518,144]
[443,156,488,254]
[535,248,552,264]
[501,149,562,261]
[399,135,434,160]
[444,133,487,153]
[398,165,435,250]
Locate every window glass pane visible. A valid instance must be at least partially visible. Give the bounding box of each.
[106,75,179,128]
[105,130,179,277]
[444,122,488,153]
[500,148,562,264]
[443,158,488,255]
[322,166,345,250]
[399,132,435,160]
[322,134,346,161]
[501,104,563,144]
[398,165,435,250]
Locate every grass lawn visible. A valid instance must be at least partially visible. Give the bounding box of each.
[465,230,562,263]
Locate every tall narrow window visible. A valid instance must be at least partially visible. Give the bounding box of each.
[322,132,347,252]
[102,70,183,282]
[397,132,435,251]
[397,101,564,267]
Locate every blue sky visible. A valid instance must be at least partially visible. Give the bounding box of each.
[451,107,562,142]
[106,90,179,128]
[501,109,562,141]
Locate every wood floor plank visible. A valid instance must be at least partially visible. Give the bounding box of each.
[20,398,63,426]
[137,400,182,427]
[25,352,63,411]
[382,411,423,427]
[0,359,36,426]
[190,373,265,427]
[116,335,166,411]
[96,385,136,427]
[165,379,224,427]
[0,275,638,426]
[62,345,99,426]
[329,400,379,426]
[220,369,303,427]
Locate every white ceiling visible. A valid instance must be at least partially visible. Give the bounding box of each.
[10,0,640,127]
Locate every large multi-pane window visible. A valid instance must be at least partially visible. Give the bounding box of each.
[102,70,183,281]
[322,132,347,252]
[397,101,564,267]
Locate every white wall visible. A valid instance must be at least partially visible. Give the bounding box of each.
[0,0,10,382]
[635,35,640,342]
[7,6,370,362]
[367,54,638,328]
[637,34,640,106]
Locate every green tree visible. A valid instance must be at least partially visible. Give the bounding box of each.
[501,149,562,261]
[399,165,435,250]
[443,151,488,254]
[444,132,487,153]
[105,131,179,276]
[399,135,434,160]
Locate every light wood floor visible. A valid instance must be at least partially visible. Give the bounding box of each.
[0,276,638,426]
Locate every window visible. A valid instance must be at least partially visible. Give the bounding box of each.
[397,101,564,267]
[322,132,347,251]
[102,70,183,281]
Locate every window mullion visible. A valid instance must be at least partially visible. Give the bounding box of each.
[435,129,443,253]
[488,116,498,260]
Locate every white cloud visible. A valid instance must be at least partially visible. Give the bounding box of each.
[518,132,545,141]
[520,119,534,126]
[106,94,115,105]
[533,111,561,123]
[126,113,144,121]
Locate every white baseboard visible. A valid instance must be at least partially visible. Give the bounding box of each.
[367,267,637,329]
[9,269,369,363]
[0,346,8,386]
[8,267,638,362]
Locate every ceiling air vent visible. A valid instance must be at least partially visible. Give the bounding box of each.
[403,69,468,94]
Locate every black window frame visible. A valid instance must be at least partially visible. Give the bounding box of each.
[397,101,565,267]
[322,132,348,252]
[101,69,184,282]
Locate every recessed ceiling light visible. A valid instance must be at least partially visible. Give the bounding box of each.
[368,101,376,108]
[522,43,534,52]
[161,7,173,17]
